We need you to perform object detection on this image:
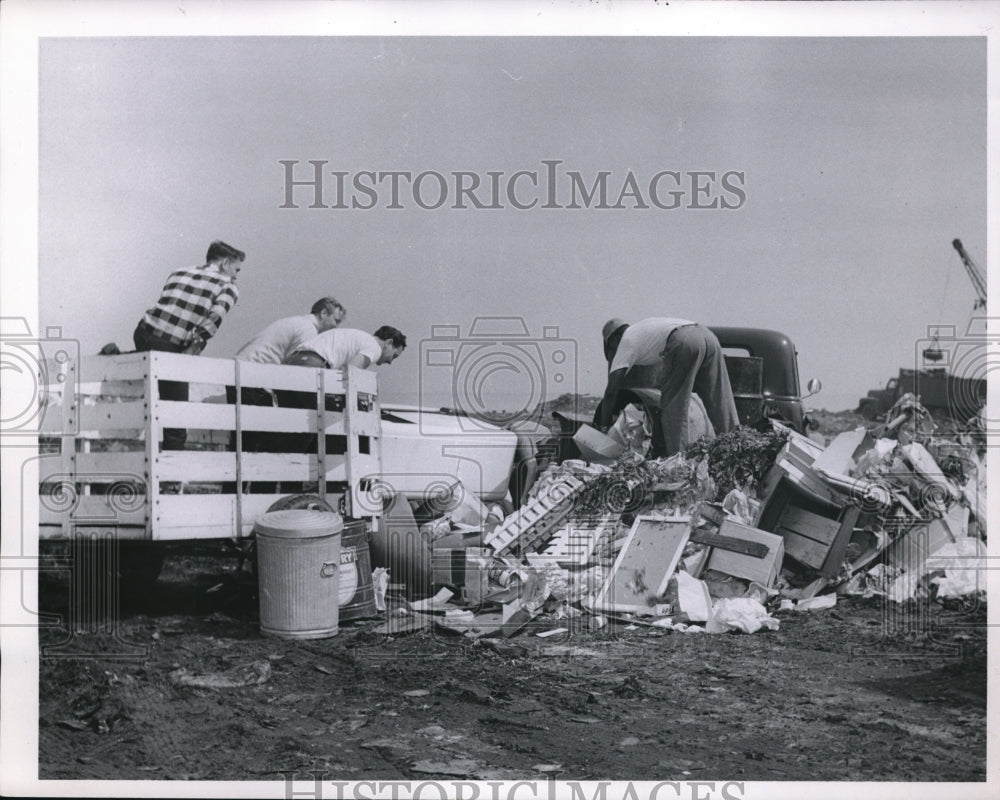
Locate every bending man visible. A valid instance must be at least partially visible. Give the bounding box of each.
[228,296,346,455]
[286,325,407,370]
[235,296,346,367]
[598,317,739,457]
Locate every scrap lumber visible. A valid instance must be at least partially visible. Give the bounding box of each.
[811,428,874,476]
[703,521,785,587]
[900,443,962,502]
[374,611,435,635]
[771,438,844,508]
[484,473,587,555]
[690,530,770,559]
[531,514,616,567]
[941,501,970,540]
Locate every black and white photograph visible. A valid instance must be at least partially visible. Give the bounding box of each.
[0,2,995,797]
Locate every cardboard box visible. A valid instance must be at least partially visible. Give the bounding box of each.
[573,424,624,463]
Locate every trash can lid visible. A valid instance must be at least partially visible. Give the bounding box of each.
[254,509,344,539]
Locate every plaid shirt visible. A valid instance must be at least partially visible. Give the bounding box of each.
[140,266,239,347]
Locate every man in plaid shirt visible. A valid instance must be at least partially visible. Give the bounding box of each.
[133,240,246,450]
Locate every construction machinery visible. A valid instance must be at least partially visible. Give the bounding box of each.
[861,238,987,421]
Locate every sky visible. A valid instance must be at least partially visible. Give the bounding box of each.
[36,35,986,413]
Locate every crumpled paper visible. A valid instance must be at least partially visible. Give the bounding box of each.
[372,567,390,611]
[888,537,986,602]
[705,597,780,634]
[721,487,755,525]
[927,538,987,598]
[608,403,653,455]
[675,570,713,622]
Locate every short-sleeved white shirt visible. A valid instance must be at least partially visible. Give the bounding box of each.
[609,317,695,373]
[293,328,383,369]
[235,314,320,364]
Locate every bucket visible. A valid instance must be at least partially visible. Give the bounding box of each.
[338,519,376,622]
[254,508,343,639]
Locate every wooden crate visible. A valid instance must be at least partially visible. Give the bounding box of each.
[770,500,861,577]
[703,520,785,587]
[38,352,382,541]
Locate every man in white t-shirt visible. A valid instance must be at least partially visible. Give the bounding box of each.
[597,317,739,457]
[286,325,407,370]
[236,296,345,365]
[229,296,345,435]
[224,297,346,486]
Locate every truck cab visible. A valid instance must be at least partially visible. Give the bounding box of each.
[710,326,816,433]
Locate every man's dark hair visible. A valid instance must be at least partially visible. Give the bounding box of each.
[311,296,345,316]
[206,241,246,264]
[374,325,407,349]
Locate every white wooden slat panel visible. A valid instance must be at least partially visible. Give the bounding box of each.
[153,493,345,540]
[156,452,346,482]
[39,525,149,541]
[149,353,353,396]
[76,353,150,382]
[78,401,147,432]
[154,401,349,434]
[236,361,349,394]
[39,495,148,526]
[346,365,378,394]
[154,451,350,482]
[68,452,146,480]
[347,413,381,438]
[153,494,319,539]
[77,380,146,399]
[148,352,235,384]
[38,401,67,433]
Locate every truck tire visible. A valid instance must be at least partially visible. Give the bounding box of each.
[266,493,336,513]
[859,400,878,421]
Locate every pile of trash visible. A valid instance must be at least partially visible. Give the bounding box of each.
[373,393,986,640]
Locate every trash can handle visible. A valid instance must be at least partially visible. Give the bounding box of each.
[320,561,338,578]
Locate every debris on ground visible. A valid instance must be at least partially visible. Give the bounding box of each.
[365,399,985,643]
[168,659,272,689]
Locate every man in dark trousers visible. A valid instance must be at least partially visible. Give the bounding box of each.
[597,316,739,457]
[133,240,245,450]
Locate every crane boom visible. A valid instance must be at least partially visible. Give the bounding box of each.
[952,238,987,309]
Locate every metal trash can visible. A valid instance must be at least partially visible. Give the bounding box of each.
[255,509,343,639]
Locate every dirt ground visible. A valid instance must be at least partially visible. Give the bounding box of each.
[35,408,989,786]
[37,550,987,784]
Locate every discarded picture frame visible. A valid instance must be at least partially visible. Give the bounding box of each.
[592,515,690,615]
